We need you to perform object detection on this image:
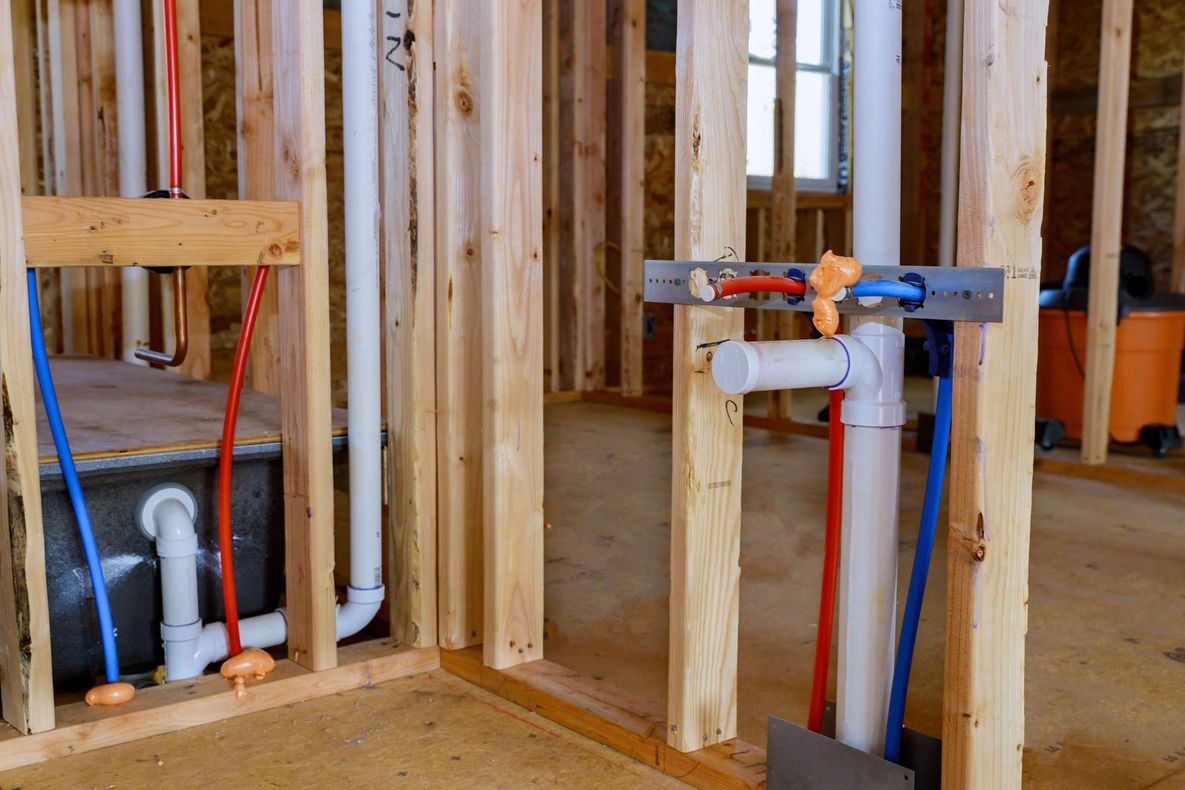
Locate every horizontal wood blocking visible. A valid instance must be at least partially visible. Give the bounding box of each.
[1051,74,1181,116]
[747,188,850,212]
[441,647,766,790]
[22,196,301,268]
[0,641,438,772]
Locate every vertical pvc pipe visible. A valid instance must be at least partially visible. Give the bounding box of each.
[852,0,901,270]
[836,322,906,755]
[113,0,150,364]
[340,0,384,603]
[937,0,964,268]
[840,0,904,753]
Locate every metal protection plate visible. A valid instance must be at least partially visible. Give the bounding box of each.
[644,260,1005,323]
[767,716,915,790]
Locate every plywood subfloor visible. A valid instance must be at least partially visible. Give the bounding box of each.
[541,401,1185,790]
[753,377,1185,481]
[0,670,678,788]
[34,356,348,462]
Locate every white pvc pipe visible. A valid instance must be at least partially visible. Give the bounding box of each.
[836,323,906,755]
[339,0,385,637]
[138,485,286,681]
[113,0,150,364]
[853,0,901,270]
[712,336,876,396]
[839,2,905,756]
[140,2,389,680]
[937,0,964,268]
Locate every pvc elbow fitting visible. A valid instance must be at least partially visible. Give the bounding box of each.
[336,584,385,641]
[137,483,198,554]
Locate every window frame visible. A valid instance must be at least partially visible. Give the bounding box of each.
[746,0,843,194]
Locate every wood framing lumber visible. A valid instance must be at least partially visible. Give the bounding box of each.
[381,0,438,649]
[175,0,210,380]
[442,648,766,790]
[86,0,121,358]
[1081,0,1132,465]
[34,0,53,193]
[12,0,37,196]
[22,196,301,268]
[201,0,342,46]
[74,0,96,198]
[271,0,338,671]
[577,1,606,390]
[33,0,65,353]
[542,0,560,392]
[78,13,95,355]
[45,0,80,199]
[667,0,748,754]
[610,0,645,397]
[479,0,544,670]
[234,0,282,394]
[72,0,108,357]
[0,642,438,771]
[768,0,796,420]
[557,1,605,391]
[1033,455,1185,494]
[434,0,484,651]
[1172,49,1185,294]
[46,0,86,353]
[87,0,119,199]
[0,0,55,735]
[944,0,1050,786]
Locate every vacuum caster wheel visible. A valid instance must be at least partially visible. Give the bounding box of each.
[1138,424,1182,458]
[1034,418,1065,452]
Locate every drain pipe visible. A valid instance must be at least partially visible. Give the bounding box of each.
[835,322,906,754]
[841,0,905,756]
[337,0,385,638]
[138,485,286,681]
[715,324,907,756]
[113,0,151,364]
[141,2,384,684]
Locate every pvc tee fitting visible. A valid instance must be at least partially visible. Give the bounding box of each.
[710,322,906,429]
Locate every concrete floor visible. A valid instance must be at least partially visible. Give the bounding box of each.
[542,400,1185,789]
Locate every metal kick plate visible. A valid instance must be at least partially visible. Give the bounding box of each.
[644,260,1005,323]
[767,715,916,790]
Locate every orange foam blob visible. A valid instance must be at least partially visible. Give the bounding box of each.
[809,250,863,337]
[220,647,276,698]
[84,681,136,706]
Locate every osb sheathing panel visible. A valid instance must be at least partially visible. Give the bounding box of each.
[201,33,349,406]
[195,6,1183,396]
[1044,0,1185,287]
[903,0,1184,289]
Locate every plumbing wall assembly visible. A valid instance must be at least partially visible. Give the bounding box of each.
[647,248,993,780]
[0,0,1096,785]
[642,1,1003,773]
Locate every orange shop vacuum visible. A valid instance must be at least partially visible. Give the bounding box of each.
[1036,245,1185,456]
